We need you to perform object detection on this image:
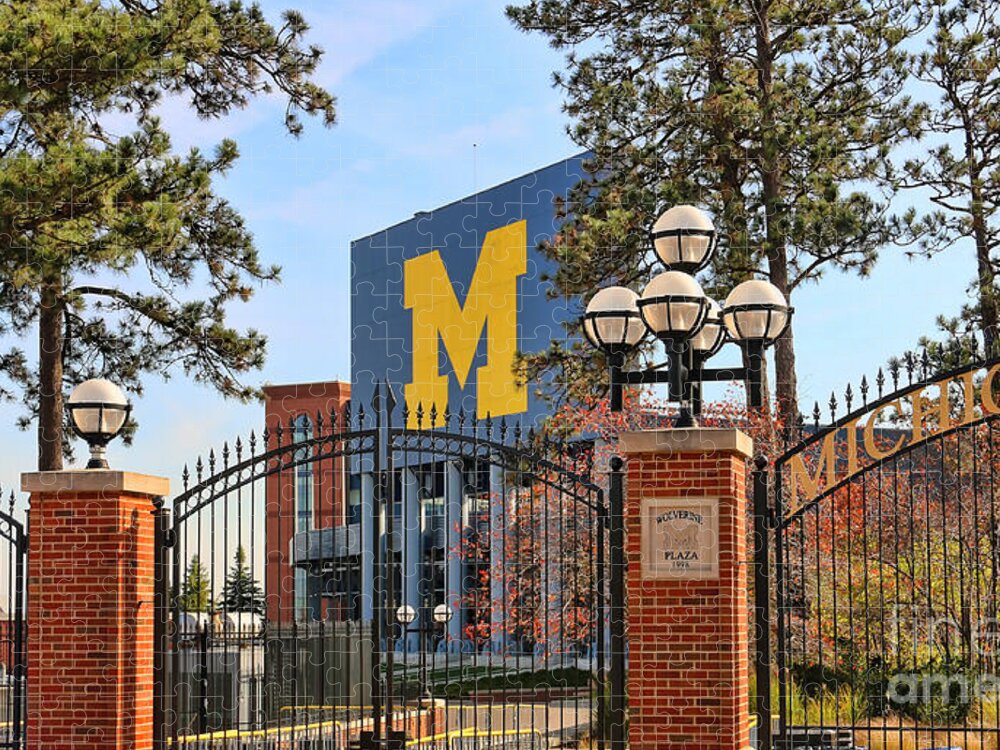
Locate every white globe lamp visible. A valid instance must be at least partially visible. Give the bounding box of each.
[66,379,131,469]
[583,287,646,352]
[650,205,717,272]
[637,271,710,342]
[721,280,791,344]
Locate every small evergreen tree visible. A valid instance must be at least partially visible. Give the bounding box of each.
[217,545,264,616]
[179,555,211,613]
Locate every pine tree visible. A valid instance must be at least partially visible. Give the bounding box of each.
[217,545,264,616]
[900,0,1000,355]
[506,0,926,423]
[0,1,337,469]
[179,555,211,613]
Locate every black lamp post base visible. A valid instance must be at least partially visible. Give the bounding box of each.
[674,407,697,429]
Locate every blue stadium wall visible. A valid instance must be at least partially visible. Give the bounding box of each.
[350,154,589,427]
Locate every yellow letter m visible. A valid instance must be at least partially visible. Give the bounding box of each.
[403,220,527,428]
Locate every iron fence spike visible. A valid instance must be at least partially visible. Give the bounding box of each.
[384,380,397,420]
[888,360,900,390]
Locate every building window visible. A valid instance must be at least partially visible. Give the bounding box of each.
[292,415,314,619]
[293,415,313,533]
[420,466,446,606]
[348,474,362,525]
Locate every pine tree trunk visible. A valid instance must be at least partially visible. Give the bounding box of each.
[968,162,997,355]
[38,280,65,471]
[772,297,799,426]
[754,1,799,427]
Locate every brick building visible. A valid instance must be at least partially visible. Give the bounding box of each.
[263,381,351,623]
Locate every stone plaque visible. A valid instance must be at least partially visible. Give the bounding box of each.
[640,497,720,579]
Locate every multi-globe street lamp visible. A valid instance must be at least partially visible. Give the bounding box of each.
[583,205,792,750]
[581,204,792,424]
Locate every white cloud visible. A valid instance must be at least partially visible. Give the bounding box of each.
[96,0,463,152]
[257,102,553,231]
[96,89,280,154]
[308,0,463,87]
[150,95,276,153]
[393,104,545,159]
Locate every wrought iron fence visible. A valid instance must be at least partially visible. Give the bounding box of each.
[0,490,26,750]
[158,384,616,750]
[762,351,1000,750]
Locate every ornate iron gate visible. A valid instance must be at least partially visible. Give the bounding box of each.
[157,384,619,749]
[0,493,27,750]
[765,353,1000,750]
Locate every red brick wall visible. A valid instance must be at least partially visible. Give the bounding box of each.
[0,618,14,676]
[263,381,350,623]
[625,448,749,750]
[27,489,157,750]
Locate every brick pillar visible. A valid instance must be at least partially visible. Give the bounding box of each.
[620,428,752,750]
[22,470,169,750]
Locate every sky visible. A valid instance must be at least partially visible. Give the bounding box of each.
[0,0,975,504]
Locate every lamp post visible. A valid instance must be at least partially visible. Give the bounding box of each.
[396,602,453,702]
[66,379,131,468]
[430,604,453,699]
[582,205,792,750]
[581,204,792,421]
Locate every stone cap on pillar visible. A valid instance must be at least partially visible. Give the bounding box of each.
[619,428,753,458]
[21,470,170,497]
